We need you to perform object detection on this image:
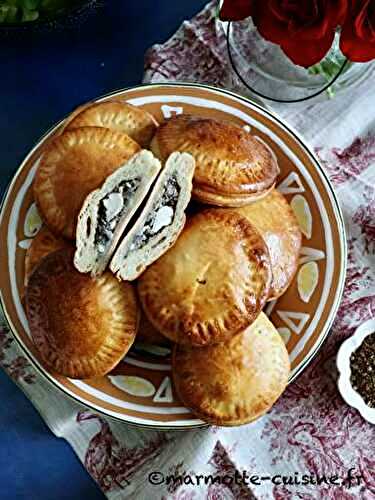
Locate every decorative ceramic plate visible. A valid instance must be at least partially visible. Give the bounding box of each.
[0,83,346,429]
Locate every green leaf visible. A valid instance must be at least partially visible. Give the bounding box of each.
[4,5,19,22]
[0,0,75,22]
[23,0,42,10]
[21,7,39,20]
[0,7,8,22]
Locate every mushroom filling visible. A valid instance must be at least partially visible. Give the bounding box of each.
[94,178,141,253]
[128,177,180,253]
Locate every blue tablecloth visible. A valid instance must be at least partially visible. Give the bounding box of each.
[0,2,206,498]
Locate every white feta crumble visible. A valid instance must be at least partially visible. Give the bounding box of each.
[151,206,174,234]
[103,192,123,221]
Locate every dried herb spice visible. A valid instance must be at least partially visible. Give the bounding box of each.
[350,333,375,408]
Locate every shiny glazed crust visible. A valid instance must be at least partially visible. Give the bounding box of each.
[66,101,158,147]
[172,312,290,426]
[34,127,140,239]
[137,209,271,346]
[25,248,139,379]
[150,114,278,196]
[235,190,302,300]
[193,184,275,207]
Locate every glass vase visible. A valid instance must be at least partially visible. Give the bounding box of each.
[221,16,374,102]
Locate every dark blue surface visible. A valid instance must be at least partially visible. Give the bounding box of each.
[0,369,104,499]
[0,1,207,498]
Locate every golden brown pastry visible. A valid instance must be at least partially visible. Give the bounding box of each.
[24,226,71,285]
[34,127,140,239]
[25,248,139,379]
[137,312,170,345]
[193,184,275,207]
[66,101,158,147]
[235,190,302,300]
[150,114,279,206]
[173,312,290,426]
[59,100,95,133]
[138,209,271,346]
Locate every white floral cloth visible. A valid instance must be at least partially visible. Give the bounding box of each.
[1,2,375,499]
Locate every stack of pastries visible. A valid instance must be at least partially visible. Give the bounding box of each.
[25,100,302,426]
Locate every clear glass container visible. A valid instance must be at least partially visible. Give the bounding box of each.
[222,17,374,102]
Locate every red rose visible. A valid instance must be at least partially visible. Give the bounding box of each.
[220,0,348,67]
[340,0,375,62]
[220,0,255,21]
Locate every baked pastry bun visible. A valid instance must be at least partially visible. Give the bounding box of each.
[34,127,140,239]
[193,184,274,207]
[24,226,71,285]
[137,312,170,345]
[110,152,195,281]
[173,312,290,426]
[151,114,278,206]
[235,190,302,300]
[138,208,271,346]
[25,248,139,379]
[66,100,158,147]
[74,150,161,277]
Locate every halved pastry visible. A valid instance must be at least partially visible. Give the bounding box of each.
[173,312,290,426]
[235,190,302,300]
[151,114,279,206]
[24,226,72,285]
[138,208,271,346]
[74,150,162,277]
[66,100,158,147]
[110,152,195,281]
[25,248,139,379]
[34,127,140,239]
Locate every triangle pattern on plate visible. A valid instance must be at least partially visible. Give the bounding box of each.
[153,376,174,403]
[161,105,183,119]
[276,310,310,335]
[277,172,305,194]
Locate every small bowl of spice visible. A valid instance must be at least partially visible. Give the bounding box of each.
[337,319,375,424]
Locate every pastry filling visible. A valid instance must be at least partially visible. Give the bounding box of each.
[128,177,180,253]
[94,178,141,253]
